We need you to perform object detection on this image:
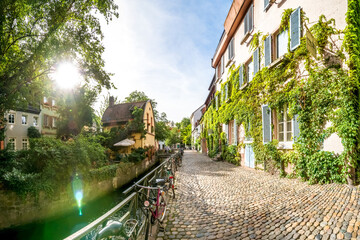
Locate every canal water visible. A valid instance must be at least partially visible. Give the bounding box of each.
[0,158,167,240]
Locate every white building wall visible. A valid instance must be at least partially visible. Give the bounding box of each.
[213,0,346,152]
[5,110,41,150]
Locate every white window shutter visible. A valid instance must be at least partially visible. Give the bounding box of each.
[253,48,260,75]
[293,114,300,141]
[264,35,272,67]
[290,7,301,51]
[262,105,272,143]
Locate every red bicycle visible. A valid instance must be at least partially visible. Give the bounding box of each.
[135,180,167,224]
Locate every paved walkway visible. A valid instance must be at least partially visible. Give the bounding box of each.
[157,150,360,240]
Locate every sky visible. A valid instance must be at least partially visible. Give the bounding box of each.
[96,0,233,123]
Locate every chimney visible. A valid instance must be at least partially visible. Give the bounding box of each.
[109,96,114,107]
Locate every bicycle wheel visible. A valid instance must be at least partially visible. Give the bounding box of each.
[144,211,151,240]
[157,195,167,223]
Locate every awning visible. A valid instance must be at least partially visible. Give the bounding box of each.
[113,139,135,147]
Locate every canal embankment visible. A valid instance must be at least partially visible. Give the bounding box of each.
[0,155,162,230]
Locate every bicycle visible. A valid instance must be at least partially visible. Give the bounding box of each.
[95,218,138,240]
[134,181,167,224]
[163,163,175,199]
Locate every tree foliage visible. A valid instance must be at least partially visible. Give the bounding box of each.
[57,87,97,139]
[165,127,181,146]
[0,0,118,117]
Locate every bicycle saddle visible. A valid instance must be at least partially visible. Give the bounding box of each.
[96,220,124,240]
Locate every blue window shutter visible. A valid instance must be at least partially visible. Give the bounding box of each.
[239,65,244,88]
[253,48,259,75]
[244,11,248,34]
[225,84,228,100]
[293,114,300,141]
[264,35,272,67]
[262,105,272,143]
[249,4,253,32]
[290,7,301,51]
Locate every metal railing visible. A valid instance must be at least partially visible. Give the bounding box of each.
[64,154,174,240]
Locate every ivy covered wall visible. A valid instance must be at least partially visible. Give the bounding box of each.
[201,2,360,185]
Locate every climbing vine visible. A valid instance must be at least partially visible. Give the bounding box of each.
[201,5,360,185]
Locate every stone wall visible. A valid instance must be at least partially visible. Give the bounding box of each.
[0,157,159,229]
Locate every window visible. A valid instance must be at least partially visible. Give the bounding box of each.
[278,108,292,142]
[246,59,254,83]
[217,64,221,79]
[43,115,48,127]
[228,38,234,60]
[33,117,38,126]
[43,97,48,104]
[264,0,271,10]
[8,113,15,124]
[228,120,235,145]
[244,3,254,35]
[22,115,27,125]
[8,138,15,151]
[277,29,288,58]
[52,99,56,106]
[22,138,28,150]
[52,117,56,128]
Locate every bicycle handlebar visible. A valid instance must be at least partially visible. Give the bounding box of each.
[134,182,163,190]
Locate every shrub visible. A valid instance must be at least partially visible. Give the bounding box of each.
[87,164,118,181]
[27,126,41,138]
[307,151,346,184]
[126,148,146,162]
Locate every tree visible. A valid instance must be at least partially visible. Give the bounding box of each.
[0,0,118,118]
[123,91,159,119]
[155,112,170,141]
[181,124,192,145]
[57,87,97,139]
[165,127,181,147]
[94,93,120,128]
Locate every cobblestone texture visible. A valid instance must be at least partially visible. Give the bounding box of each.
[157,151,360,240]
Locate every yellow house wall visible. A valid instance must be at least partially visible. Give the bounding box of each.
[103,101,156,150]
[142,101,156,148]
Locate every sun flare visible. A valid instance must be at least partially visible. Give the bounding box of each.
[52,62,82,89]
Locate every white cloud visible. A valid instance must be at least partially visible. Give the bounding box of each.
[96,0,232,122]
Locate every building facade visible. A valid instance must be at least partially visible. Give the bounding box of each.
[40,96,59,137]
[190,104,205,151]
[4,106,41,151]
[102,99,156,150]
[201,0,353,181]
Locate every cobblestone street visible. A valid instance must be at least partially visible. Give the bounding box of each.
[158,151,360,240]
